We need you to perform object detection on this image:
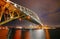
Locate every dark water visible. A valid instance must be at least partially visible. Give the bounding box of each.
[49,29,60,39]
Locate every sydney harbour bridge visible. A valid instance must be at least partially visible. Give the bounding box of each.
[0,0,60,39]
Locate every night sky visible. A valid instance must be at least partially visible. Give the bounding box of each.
[6,0,60,27]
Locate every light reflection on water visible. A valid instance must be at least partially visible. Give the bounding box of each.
[29,29,45,39]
